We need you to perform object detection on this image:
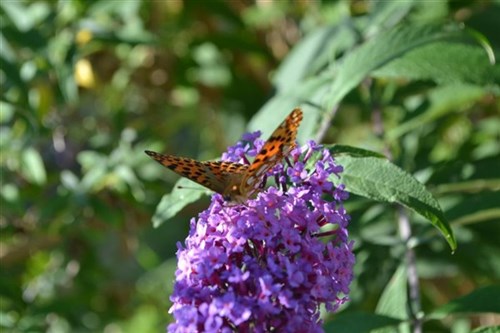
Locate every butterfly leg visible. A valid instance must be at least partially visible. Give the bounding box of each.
[258,175,267,189]
[241,154,251,165]
[275,172,288,193]
[279,157,293,192]
[314,226,341,241]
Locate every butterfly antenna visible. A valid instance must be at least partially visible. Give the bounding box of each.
[176,185,206,191]
[259,175,268,189]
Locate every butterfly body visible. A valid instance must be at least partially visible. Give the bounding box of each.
[145,108,303,203]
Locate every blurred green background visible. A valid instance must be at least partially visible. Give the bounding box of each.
[1,1,499,332]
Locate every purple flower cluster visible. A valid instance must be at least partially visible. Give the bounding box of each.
[168,132,354,333]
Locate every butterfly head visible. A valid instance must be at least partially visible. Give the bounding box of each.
[222,182,247,203]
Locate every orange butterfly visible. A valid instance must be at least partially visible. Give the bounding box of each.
[145,108,303,203]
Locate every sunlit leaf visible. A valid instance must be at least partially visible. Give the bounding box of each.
[373,42,494,84]
[376,265,408,319]
[429,285,500,318]
[388,83,488,139]
[325,24,471,111]
[152,178,209,227]
[21,148,47,185]
[324,149,456,250]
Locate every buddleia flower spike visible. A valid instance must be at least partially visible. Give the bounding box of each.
[160,111,354,332]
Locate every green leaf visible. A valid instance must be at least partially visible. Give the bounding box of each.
[21,147,47,185]
[444,190,500,227]
[257,25,484,149]
[429,285,500,319]
[373,42,494,84]
[152,178,209,227]
[272,26,335,92]
[273,24,357,93]
[329,144,386,158]
[364,1,415,33]
[452,208,500,226]
[248,75,331,142]
[371,265,410,333]
[323,312,401,333]
[325,149,456,250]
[470,326,500,333]
[325,24,472,111]
[1,1,51,32]
[55,63,79,105]
[388,83,489,139]
[376,264,408,319]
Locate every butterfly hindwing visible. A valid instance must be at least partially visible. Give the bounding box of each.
[144,151,221,192]
[144,151,247,194]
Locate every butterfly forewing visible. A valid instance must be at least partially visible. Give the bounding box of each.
[241,108,303,194]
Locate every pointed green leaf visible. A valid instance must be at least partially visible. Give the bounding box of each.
[273,24,357,93]
[388,83,489,139]
[152,178,209,227]
[329,144,386,158]
[375,265,408,318]
[373,42,494,84]
[325,148,456,250]
[470,326,500,333]
[272,26,336,92]
[325,24,473,111]
[373,265,410,333]
[248,75,331,142]
[21,147,47,185]
[429,285,500,319]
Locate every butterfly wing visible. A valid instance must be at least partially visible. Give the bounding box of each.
[145,107,303,202]
[145,150,248,195]
[240,108,303,194]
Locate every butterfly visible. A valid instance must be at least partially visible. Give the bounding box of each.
[145,108,303,203]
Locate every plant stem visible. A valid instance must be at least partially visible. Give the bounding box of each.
[398,206,422,333]
[314,106,338,144]
[371,82,422,333]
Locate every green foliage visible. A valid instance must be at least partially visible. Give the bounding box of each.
[329,152,455,250]
[152,178,208,228]
[430,285,500,318]
[1,0,499,332]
